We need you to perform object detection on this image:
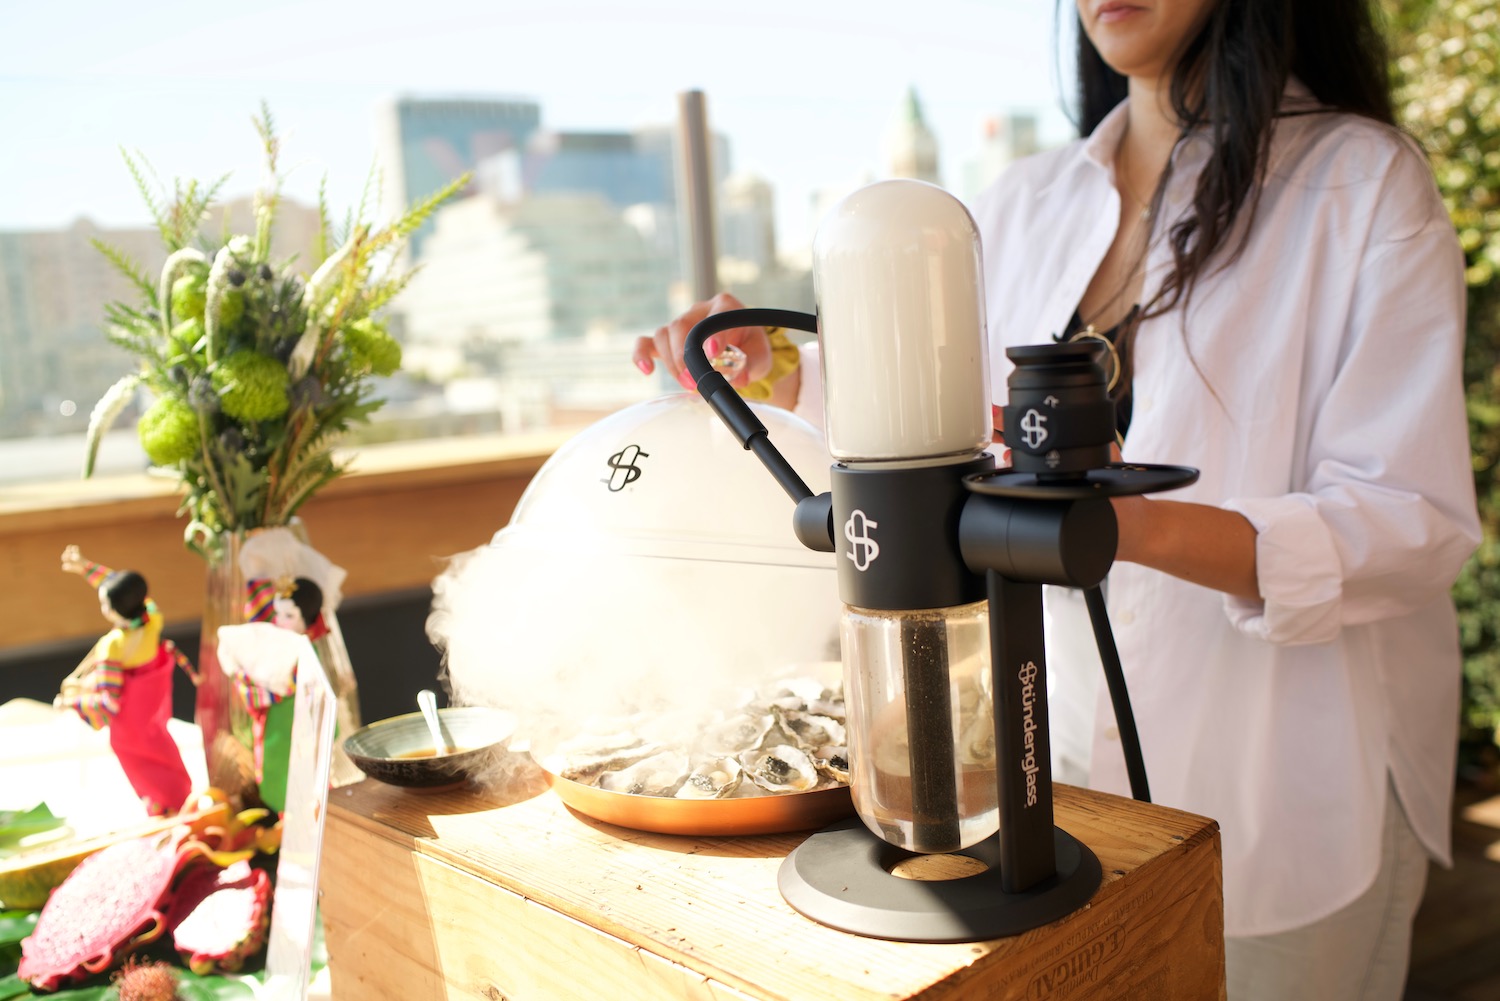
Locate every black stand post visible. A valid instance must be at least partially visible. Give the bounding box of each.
[989,573,1057,893]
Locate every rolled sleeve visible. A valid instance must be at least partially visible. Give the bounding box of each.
[1223,494,1344,644]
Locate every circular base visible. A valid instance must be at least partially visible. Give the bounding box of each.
[778,819,1102,942]
[965,463,1198,500]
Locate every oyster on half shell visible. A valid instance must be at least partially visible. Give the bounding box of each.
[739,744,819,793]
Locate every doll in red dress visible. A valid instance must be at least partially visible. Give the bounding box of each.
[56,545,195,816]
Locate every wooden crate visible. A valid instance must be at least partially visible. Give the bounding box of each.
[321,759,1224,1001]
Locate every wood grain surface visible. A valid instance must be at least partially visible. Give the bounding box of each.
[322,758,1226,1001]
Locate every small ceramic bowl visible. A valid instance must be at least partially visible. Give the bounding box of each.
[343,706,517,789]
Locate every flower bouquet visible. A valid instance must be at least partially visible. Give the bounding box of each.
[79,103,467,802]
[83,103,466,545]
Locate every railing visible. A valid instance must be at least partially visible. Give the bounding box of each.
[0,429,574,652]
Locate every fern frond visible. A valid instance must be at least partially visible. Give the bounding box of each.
[83,373,141,477]
[354,159,379,230]
[121,149,169,244]
[254,100,279,173]
[252,102,282,262]
[366,171,471,258]
[90,238,158,304]
[102,301,165,358]
[182,173,233,247]
[314,173,332,267]
[273,453,345,524]
[362,266,422,315]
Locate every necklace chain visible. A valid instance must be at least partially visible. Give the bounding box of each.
[1116,136,1154,224]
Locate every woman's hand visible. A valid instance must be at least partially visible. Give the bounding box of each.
[60,545,86,576]
[632,292,774,391]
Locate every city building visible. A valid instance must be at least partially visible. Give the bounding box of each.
[883,86,941,186]
[961,112,1042,202]
[719,172,778,275]
[373,96,541,255]
[397,191,675,381]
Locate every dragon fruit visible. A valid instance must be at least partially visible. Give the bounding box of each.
[17,836,188,991]
[168,859,271,975]
[16,792,277,990]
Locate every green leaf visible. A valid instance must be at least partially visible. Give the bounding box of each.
[28,985,110,1000]
[0,973,28,1000]
[0,913,37,954]
[0,804,60,846]
[173,968,258,1000]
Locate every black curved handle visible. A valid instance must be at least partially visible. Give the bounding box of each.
[683,308,820,505]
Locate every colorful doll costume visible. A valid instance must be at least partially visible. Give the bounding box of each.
[216,527,359,811]
[61,561,195,816]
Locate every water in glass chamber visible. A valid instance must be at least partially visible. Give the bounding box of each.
[841,600,997,853]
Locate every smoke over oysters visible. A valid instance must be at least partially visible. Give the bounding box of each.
[425,396,843,769]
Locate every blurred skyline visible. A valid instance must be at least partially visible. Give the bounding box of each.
[0,0,1076,248]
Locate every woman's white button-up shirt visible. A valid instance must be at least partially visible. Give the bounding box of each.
[971,89,1480,936]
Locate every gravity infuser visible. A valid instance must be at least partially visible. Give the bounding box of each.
[685,179,1197,942]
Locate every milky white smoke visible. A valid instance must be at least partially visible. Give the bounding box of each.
[425,395,842,762]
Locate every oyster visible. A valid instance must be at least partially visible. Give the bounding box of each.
[596,750,690,796]
[701,712,777,755]
[739,744,819,793]
[549,674,851,798]
[779,710,846,750]
[551,731,663,784]
[674,755,743,800]
[814,745,850,784]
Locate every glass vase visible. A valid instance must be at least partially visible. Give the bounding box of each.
[195,521,365,806]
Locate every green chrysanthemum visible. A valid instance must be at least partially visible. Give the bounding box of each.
[171,318,205,360]
[212,350,290,422]
[343,318,402,377]
[217,287,246,331]
[138,396,201,465]
[171,273,208,324]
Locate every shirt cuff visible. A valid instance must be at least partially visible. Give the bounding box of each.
[1222,494,1344,645]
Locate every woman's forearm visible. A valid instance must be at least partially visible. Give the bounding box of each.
[1112,495,1261,599]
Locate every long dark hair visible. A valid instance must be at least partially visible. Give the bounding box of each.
[1074,0,1395,321]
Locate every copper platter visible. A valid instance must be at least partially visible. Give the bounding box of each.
[536,757,854,837]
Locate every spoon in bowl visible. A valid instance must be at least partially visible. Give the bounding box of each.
[417,689,451,756]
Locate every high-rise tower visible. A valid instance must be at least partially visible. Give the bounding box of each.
[883,87,941,186]
[373,96,541,254]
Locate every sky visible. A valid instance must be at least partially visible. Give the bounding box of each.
[0,0,1076,250]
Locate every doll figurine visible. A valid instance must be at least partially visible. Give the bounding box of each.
[219,576,326,812]
[57,545,195,817]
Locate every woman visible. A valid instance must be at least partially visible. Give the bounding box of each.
[57,545,195,817]
[635,3,1480,997]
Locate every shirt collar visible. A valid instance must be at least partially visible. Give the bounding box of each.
[1081,99,1132,171]
[1075,75,1318,166]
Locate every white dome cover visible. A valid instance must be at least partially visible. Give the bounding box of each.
[430,394,841,730]
[500,393,834,567]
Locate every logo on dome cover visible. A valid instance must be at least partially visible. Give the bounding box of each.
[605,444,649,491]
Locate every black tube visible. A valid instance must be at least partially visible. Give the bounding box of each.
[1082,585,1150,803]
[900,616,960,852]
[683,308,819,382]
[684,308,822,505]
